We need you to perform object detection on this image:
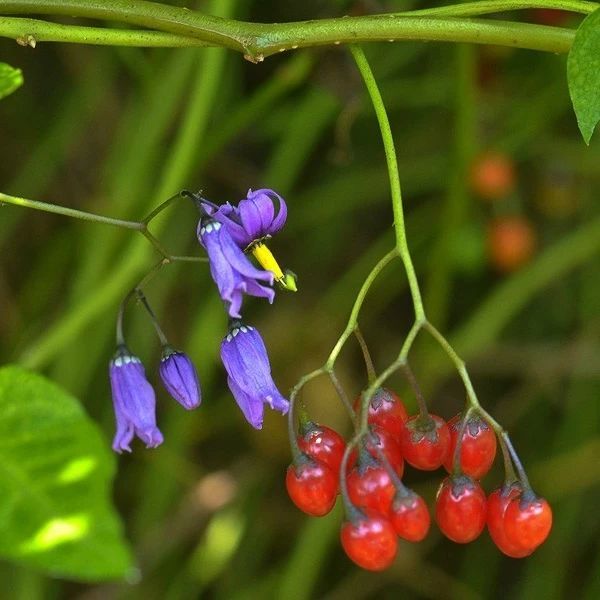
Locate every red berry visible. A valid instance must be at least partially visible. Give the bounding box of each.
[487,486,532,558]
[400,414,450,471]
[297,422,346,474]
[340,510,398,571]
[488,216,536,273]
[285,457,338,517]
[390,492,430,542]
[469,152,515,200]
[444,413,497,479]
[435,475,487,543]
[504,494,552,552]
[349,426,404,474]
[347,460,398,516]
[355,388,408,438]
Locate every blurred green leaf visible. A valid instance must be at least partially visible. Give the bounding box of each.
[0,62,23,100]
[568,9,600,144]
[0,366,133,581]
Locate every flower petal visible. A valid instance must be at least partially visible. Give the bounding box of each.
[255,188,287,234]
[226,375,264,429]
[217,227,274,283]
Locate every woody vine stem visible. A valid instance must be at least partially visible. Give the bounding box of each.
[0,0,597,56]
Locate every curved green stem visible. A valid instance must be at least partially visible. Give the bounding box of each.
[325,249,398,368]
[350,46,425,322]
[1,0,594,56]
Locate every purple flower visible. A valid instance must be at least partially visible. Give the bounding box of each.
[220,321,289,429]
[159,348,201,410]
[109,347,163,453]
[204,188,287,248]
[198,217,275,318]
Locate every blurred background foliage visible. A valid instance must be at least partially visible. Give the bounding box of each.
[1,0,599,598]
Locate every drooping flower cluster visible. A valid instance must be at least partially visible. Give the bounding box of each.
[109,345,200,453]
[108,188,292,451]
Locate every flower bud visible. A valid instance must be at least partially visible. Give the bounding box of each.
[159,348,201,410]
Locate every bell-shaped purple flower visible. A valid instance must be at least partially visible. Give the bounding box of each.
[220,321,289,429]
[159,347,201,410]
[204,188,287,248]
[198,216,274,318]
[109,347,163,453]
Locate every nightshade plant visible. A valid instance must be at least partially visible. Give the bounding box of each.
[1,0,600,587]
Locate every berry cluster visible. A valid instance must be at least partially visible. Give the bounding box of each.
[286,388,552,571]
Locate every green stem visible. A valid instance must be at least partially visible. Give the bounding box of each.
[349,46,425,323]
[115,259,167,345]
[401,362,429,418]
[0,191,143,230]
[0,16,208,47]
[354,326,377,384]
[142,192,186,224]
[499,434,518,484]
[329,371,355,421]
[0,191,207,263]
[503,432,534,493]
[401,0,596,17]
[135,289,169,346]
[0,0,593,56]
[325,249,397,368]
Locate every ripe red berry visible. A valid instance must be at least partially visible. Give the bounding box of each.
[347,459,399,516]
[349,426,404,474]
[488,216,536,273]
[469,151,515,200]
[340,510,398,571]
[366,426,404,473]
[400,414,450,471]
[487,486,532,558]
[297,422,346,474]
[355,388,408,438]
[390,492,430,542]
[504,494,553,552]
[285,457,338,517]
[435,475,487,543]
[444,413,497,479]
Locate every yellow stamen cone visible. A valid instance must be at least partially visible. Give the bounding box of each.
[251,243,297,292]
[251,243,284,280]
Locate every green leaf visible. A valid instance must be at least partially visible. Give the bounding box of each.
[0,62,23,100]
[0,366,134,581]
[568,9,600,144]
